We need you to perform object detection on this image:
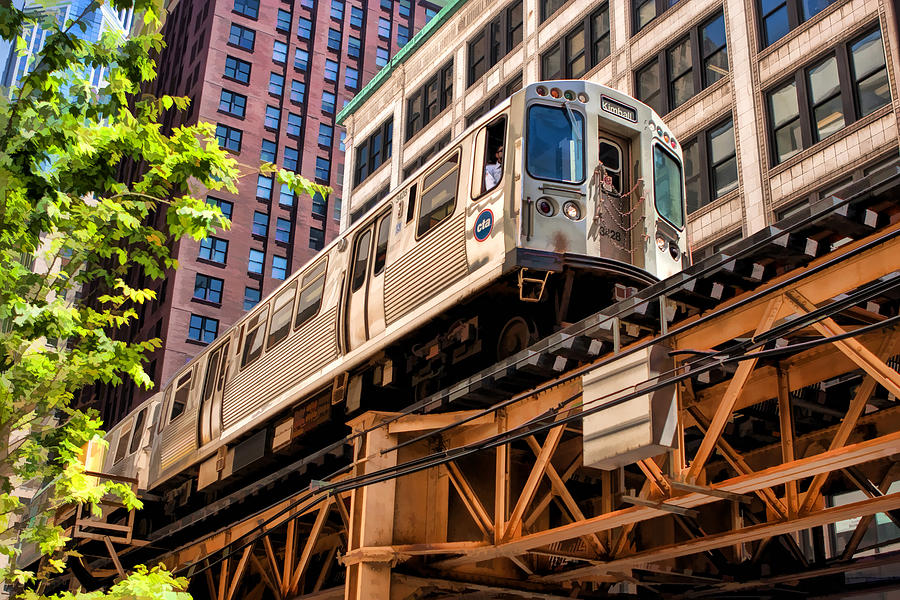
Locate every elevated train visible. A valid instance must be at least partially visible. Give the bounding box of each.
[99,81,688,510]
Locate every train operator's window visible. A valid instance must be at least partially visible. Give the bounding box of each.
[241,306,270,368]
[202,343,226,403]
[598,140,623,193]
[267,282,298,349]
[373,213,391,275]
[477,116,507,196]
[417,153,460,237]
[295,260,327,328]
[351,230,372,292]
[113,417,133,464]
[526,105,585,183]
[128,408,147,454]
[171,371,192,420]
[653,145,685,229]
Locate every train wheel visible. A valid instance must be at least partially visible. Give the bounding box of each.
[496,316,537,360]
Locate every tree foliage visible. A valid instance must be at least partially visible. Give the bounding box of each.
[0,0,329,596]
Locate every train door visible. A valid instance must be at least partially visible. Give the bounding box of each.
[345,210,391,351]
[594,134,633,260]
[199,338,230,446]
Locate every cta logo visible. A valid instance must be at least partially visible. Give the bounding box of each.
[474,209,493,242]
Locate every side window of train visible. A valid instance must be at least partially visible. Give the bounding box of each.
[148,403,161,444]
[128,407,147,454]
[406,184,417,223]
[113,417,134,464]
[267,282,298,350]
[351,230,372,292]
[417,151,460,238]
[158,387,172,434]
[598,139,624,193]
[241,305,270,369]
[295,259,327,328]
[373,212,391,275]
[473,116,507,198]
[171,370,192,421]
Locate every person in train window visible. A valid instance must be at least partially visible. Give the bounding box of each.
[484,146,503,191]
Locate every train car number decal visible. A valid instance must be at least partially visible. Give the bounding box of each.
[474,209,493,242]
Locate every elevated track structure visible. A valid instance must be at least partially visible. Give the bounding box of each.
[65,166,900,598]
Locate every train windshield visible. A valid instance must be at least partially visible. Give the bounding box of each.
[653,145,685,229]
[526,104,585,183]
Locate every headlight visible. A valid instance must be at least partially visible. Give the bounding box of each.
[562,201,581,221]
[656,235,667,250]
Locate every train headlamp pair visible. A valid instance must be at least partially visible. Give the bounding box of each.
[536,197,582,221]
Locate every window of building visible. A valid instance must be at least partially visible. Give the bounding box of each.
[425,6,438,20]
[188,314,219,344]
[194,274,224,303]
[272,255,288,279]
[257,174,273,200]
[376,47,389,67]
[233,0,259,18]
[252,211,269,236]
[683,116,738,214]
[540,0,565,22]
[316,157,331,181]
[635,10,727,115]
[354,118,393,186]
[199,237,229,263]
[322,90,336,113]
[345,66,359,89]
[269,72,285,96]
[309,227,325,250]
[229,23,255,51]
[398,24,409,47]
[224,55,251,83]
[301,0,314,8]
[312,191,328,217]
[206,196,233,219]
[291,80,306,103]
[276,8,291,31]
[260,139,277,163]
[381,0,393,10]
[759,0,838,47]
[400,0,411,16]
[215,124,242,152]
[633,0,678,34]
[333,197,342,221]
[218,89,247,118]
[324,58,339,81]
[298,17,313,39]
[378,17,391,39]
[279,183,295,206]
[318,124,334,146]
[328,28,342,51]
[244,287,261,310]
[541,5,609,79]
[350,6,364,27]
[294,48,309,71]
[339,130,346,151]
[331,0,344,19]
[287,112,302,137]
[466,74,522,126]
[279,146,297,171]
[265,105,280,130]
[248,248,265,274]
[406,61,453,140]
[468,1,523,86]
[275,217,292,243]
[766,27,888,165]
[347,36,361,60]
[417,153,459,237]
[273,40,288,63]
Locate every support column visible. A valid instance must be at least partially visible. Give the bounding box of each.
[344,413,399,600]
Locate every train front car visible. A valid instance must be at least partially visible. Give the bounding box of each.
[500,81,687,301]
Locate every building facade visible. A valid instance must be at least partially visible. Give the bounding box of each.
[337,0,899,259]
[89,0,440,425]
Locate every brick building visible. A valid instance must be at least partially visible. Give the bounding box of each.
[337,0,899,258]
[90,0,440,425]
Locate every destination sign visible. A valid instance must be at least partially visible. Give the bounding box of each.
[601,95,638,122]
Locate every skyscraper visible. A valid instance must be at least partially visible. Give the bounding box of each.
[86,0,441,425]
